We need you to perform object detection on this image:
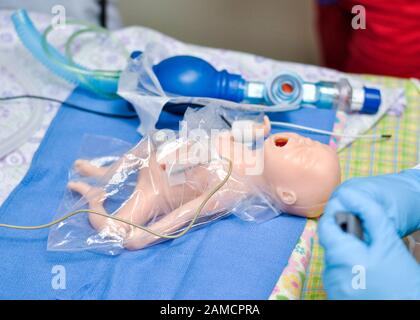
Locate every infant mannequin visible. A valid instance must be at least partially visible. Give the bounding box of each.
[68,116,341,250]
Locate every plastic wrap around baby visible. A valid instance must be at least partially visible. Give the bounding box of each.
[68,117,341,250]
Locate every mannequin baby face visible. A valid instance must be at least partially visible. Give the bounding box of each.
[263,132,341,217]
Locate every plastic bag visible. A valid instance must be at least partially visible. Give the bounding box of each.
[48,108,282,255]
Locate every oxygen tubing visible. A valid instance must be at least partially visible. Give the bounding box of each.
[41,22,127,98]
[11,9,122,97]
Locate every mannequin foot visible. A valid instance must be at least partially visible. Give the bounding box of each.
[74,159,109,177]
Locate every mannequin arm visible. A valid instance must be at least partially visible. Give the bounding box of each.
[258,115,271,137]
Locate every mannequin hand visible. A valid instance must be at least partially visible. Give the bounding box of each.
[319,172,420,299]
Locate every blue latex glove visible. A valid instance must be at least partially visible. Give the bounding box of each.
[319,169,420,299]
[335,169,420,237]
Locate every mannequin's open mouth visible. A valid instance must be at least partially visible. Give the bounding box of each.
[274,137,289,147]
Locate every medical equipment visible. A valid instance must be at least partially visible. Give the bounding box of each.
[119,46,389,134]
[260,73,381,114]
[270,121,391,141]
[12,9,381,115]
[7,9,390,157]
[335,212,364,241]
[214,111,391,142]
[0,94,137,118]
[0,91,391,162]
[1,8,392,157]
[11,9,286,117]
[12,10,122,98]
[132,51,381,114]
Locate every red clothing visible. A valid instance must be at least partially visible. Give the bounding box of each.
[316,0,420,78]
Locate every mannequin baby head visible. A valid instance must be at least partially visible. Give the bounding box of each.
[263,132,341,217]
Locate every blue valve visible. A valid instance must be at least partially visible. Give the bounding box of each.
[265,74,381,114]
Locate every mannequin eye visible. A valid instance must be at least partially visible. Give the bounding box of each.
[274,137,288,147]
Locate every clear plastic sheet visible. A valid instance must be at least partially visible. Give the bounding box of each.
[48,108,282,255]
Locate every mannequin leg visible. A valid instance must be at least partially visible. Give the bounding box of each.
[68,180,159,234]
[67,181,113,231]
[123,191,227,250]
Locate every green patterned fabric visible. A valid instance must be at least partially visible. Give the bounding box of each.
[302,77,420,300]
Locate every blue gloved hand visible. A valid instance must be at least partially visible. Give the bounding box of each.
[331,169,420,237]
[319,169,420,299]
